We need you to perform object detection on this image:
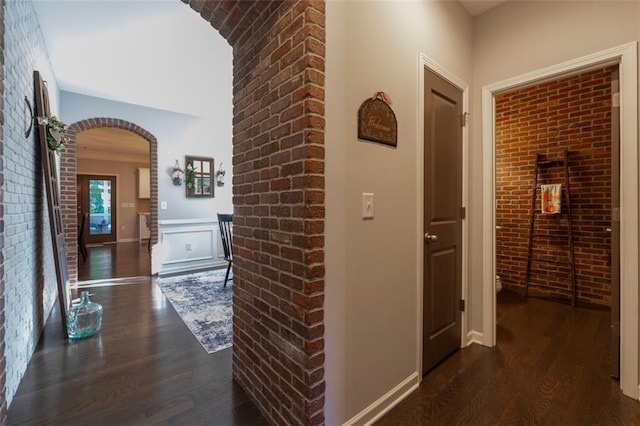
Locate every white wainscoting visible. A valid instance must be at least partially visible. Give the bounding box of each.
[153,218,227,276]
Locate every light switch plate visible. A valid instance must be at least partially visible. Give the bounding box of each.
[362,193,374,219]
[160,201,167,210]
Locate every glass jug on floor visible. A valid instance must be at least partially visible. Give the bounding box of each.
[67,291,103,340]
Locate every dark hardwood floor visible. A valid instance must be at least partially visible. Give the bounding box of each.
[12,270,640,425]
[78,241,151,282]
[8,280,265,425]
[377,289,640,426]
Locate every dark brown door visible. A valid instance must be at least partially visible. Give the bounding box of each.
[610,68,620,378]
[422,68,463,374]
[78,175,117,244]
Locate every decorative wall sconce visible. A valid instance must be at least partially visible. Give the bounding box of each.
[171,160,184,186]
[24,96,34,138]
[215,162,226,187]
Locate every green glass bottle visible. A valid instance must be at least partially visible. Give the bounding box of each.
[67,291,103,340]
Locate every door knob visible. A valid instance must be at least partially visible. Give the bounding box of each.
[424,233,438,242]
[605,227,612,233]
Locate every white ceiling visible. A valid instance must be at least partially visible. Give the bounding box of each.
[33,0,505,161]
[32,0,232,118]
[33,0,505,119]
[459,0,508,16]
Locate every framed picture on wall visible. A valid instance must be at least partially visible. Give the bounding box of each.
[185,155,214,198]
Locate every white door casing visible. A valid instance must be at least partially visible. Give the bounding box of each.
[481,42,638,399]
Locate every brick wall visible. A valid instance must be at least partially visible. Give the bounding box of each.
[60,118,158,284]
[496,66,614,305]
[184,1,326,424]
[2,0,60,409]
[0,0,5,421]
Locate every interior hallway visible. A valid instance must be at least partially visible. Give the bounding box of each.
[78,241,151,282]
[377,291,640,425]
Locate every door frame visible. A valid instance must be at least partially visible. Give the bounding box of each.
[417,53,469,377]
[77,172,121,243]
[481,42,638,398]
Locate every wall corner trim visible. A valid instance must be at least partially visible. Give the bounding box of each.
[343,372,420,426]
[466,330,484,346]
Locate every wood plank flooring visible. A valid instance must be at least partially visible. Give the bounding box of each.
[11,280,640,425]
[78,241,151,282]
[8,280,265,425]
[376,289,640,425]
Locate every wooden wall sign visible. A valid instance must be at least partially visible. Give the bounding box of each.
[357,92,397,147]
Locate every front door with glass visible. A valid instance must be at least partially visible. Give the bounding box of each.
[78,175,117,244]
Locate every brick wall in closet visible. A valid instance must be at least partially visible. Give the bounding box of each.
[495,66,615,306]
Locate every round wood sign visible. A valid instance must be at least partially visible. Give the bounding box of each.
[357,97,397,147]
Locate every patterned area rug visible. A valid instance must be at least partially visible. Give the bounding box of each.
[155,268,232,354]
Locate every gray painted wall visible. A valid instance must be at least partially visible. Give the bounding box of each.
[324,1,473,422]
[61,91,233,221]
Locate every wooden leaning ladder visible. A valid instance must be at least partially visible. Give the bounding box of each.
[524,150,577,307]
[35,70,72,336]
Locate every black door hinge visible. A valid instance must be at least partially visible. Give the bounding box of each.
[459,299,465,312]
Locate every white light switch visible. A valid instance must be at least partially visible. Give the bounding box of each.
[160,201,167,210]
[362,193,374,219]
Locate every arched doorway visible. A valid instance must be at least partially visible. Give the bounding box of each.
[60,118,158,284]
[179,3,328,424]
[0,2,326,424]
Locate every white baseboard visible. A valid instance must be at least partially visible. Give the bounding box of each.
[466,330,484,346]
[343,372,419,426]
[156,262,226,276]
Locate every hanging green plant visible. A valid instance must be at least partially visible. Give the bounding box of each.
[37,115,68,154]
[186,160,197,191]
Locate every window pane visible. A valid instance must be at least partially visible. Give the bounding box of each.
[89,179,112,235]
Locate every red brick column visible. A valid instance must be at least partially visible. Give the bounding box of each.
[61,118,158,284]
[184,1,326,424]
